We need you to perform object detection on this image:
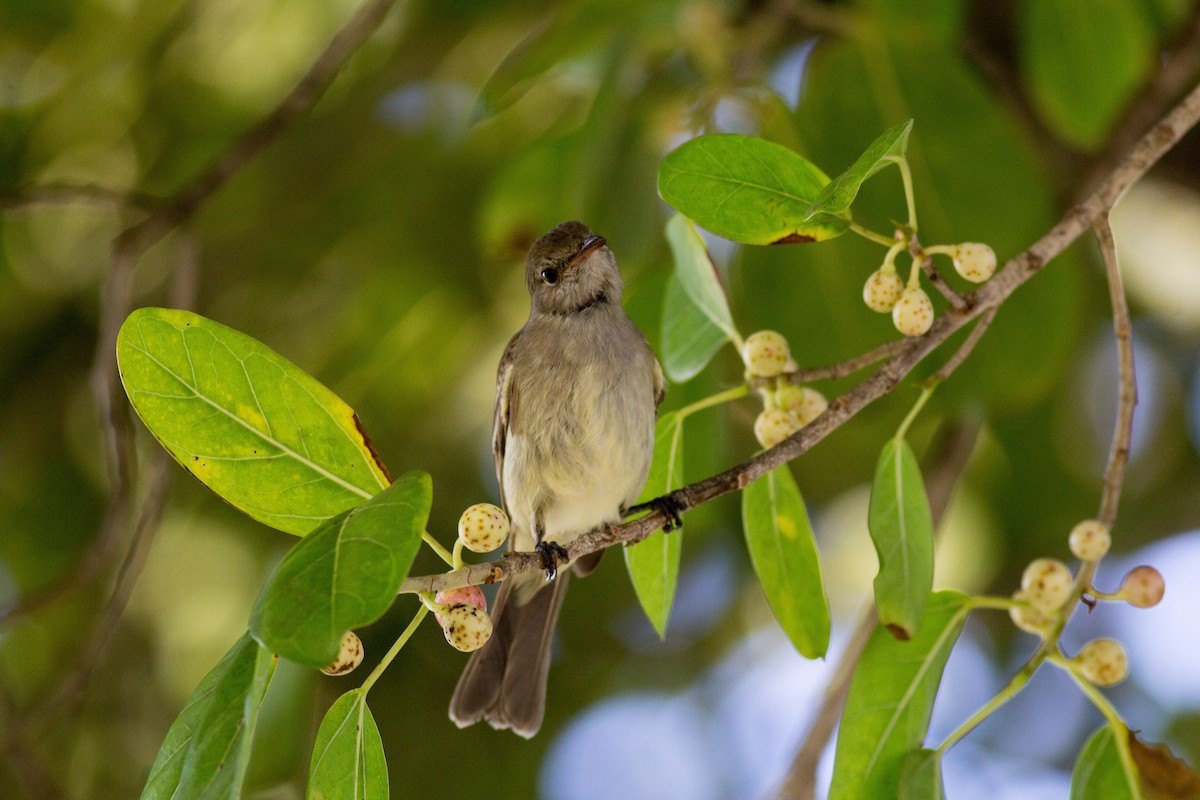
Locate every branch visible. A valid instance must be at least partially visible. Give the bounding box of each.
[0,183,159,211]
[399,79,1200,596]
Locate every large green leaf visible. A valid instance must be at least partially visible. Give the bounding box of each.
[741,466,829,658]
[663,213,740,345]
[141,633,276,800]
[828,591,967,800]
[249,471,431,668]
[806,119,913,220]
[868,437,934,639]
[1071,726,1136,800]
[661,271,729,383]
[625,410,685,637]
[117,307,391,536]
[657,134,849,245]
[308,689,388,800]
[899,748,944,800]
[1019,0,1155,150]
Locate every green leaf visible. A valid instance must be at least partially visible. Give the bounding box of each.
[657,135,849,245]
[805,119,913,219]
[741,466,830,658]
[661,271,729,383]
[141,633,276,800]
[1019,0,1155,150]
[249,471,431,668]
[308,689,388,800]
[625,410,685,637]
[899,748,944,800]
[663,213,740,345]
[868,437,934,639]
[829,591,967,800]
[117,307,391,536]
[1072,726,1135,800]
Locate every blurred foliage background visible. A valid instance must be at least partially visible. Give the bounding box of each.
[2,0,1199,797]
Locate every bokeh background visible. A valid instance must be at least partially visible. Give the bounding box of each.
[2,0,1199,797]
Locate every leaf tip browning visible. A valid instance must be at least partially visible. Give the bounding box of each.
[771,232,816,245]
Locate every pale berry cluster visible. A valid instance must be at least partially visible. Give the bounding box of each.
[458,503,510,553]
[321,630,365,676]
[743,331,827,449]
[742,330,797,378]
[862,241,997,338]
[435,585,492,652]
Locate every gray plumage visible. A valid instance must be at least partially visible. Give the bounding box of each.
[449,221,663,738]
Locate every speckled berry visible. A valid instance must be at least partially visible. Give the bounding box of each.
[1009,590,1053,635]
[776,384,828,427]
[892,286,934,337]
[1076,638,1128,686]
[434,586,487,626]
[1021,558,1074,612]
[458,503,510,553]
[441,603,493,652]
[863,268,905,312]
[754,408,798,449]
[952,242,997,283]
[320,631,365,676]
[742,331,792,378]
[1065,519,1109,562]
[1119,565,1165,609]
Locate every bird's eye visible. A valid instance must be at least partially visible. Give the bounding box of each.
[540,267,559,285]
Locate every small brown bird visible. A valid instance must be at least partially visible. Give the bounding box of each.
[449,221,665,737]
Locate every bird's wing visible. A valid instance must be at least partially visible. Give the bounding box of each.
[652,353,666,408]
[493,331,521,514]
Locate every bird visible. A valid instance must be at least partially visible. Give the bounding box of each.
[449,220,666,737]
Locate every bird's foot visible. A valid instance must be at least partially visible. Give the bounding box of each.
[625,493,686,533]
[535,541,570,581]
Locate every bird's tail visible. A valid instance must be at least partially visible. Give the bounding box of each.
[448,571,569,738]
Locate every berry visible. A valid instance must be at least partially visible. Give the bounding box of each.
[1075,638,1128,686]
[754,408,797,449]
[1009,590,1053,635]
[776,384,828,427]
[1021,558,1073,612]
[1068,519,1111,561]
[952,242,997,283]
[458,503,510,553]
[1118,565,1165,608]
[892,286,934,337]
[742,331,792,378]
[441,603,493,652]
[434,586,487,626]
[863,268,905,312]
[321,631,365,676]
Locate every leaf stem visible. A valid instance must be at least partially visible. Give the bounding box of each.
[421,531,455,567]
[452,538,466,570]
[936,664,1034,755]
[964,594,1021,612]
[360,603,429,697]
[849,221,898,247]
[679,383,751,420]
[891,155,918,233]
[895,384,934,439]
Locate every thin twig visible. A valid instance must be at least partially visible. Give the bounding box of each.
[398,79,1200,596]
[1093,218,1137,528]
[0,183,160,211]
[931,307,997,384]
[786,339,910,384]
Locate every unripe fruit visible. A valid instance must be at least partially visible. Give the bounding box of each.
[1009,590,1053,635]
[458,503,510,553]
[434,586,487,626]
[863,268,905,312]
[1068,519,1111,561]
[892,286,934,337]
[742,331,792,378]
[441,603,493,652]
[776,384,828,427]
[321,631,365,676]
[754,408,797,449]
[1075,638,1128,686]
[952,242,997,282]
[1021,558,1073,612]
[1119,565,1165,609]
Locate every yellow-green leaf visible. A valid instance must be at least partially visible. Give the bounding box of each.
[308,689,388,800]
[806,119,913,220]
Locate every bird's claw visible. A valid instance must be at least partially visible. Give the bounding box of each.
[625,493,686,533]
[535,541,570,581]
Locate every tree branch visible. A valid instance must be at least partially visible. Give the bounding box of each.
[398,79,1200,596]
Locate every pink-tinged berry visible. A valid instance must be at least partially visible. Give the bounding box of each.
[1075,638,1128,686]
[742,331,792,378]
[458,503,510,553]
[1068,519,1111,561]
[1009,590,1053,635]
[1118,565,1165,609]
[754,408,797,449]
[863,268,905,312]
[434,586,487,626]
[892,286,934,337]
[441,603,493,652]
[321,631,365,676]
[1021,558,1073,612]
[952,242,997,283]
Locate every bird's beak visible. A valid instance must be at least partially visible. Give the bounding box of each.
[567,235,606,271]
